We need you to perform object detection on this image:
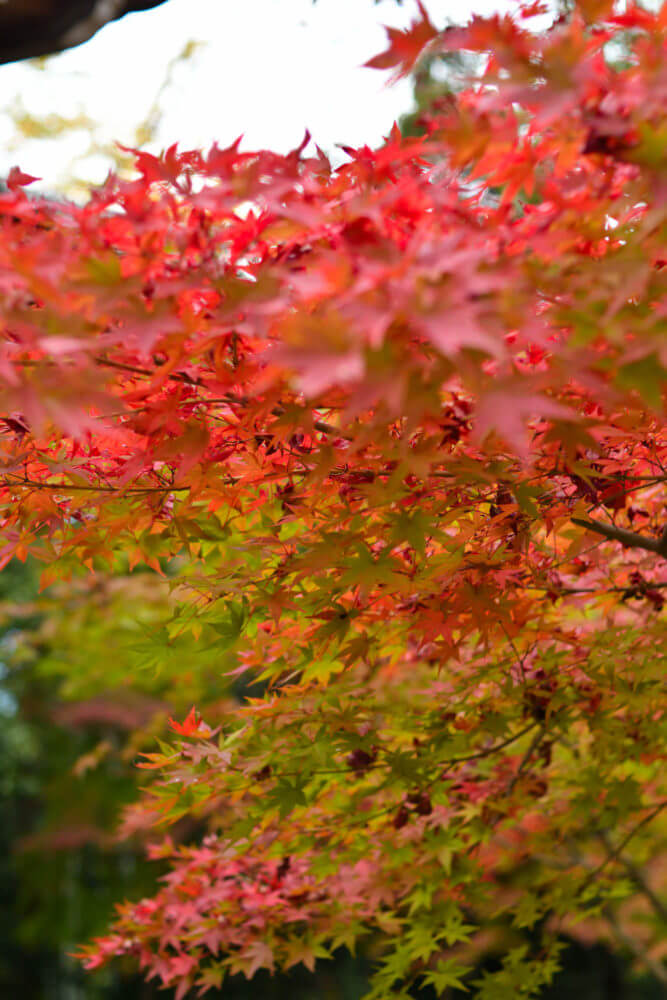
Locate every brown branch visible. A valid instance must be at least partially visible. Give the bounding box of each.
[423,721,539,791]
[571,517,667,557]
[0,476,187,495]
[95,356,202,386]
[61,0,130,48]
[526,582,667,596]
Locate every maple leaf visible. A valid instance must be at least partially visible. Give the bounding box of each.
[168,706,207,737]
[6,166,40,190]
[474,387,574,458]
[283,938,330,973]
[235,940,274,978]
[364,1,437,81]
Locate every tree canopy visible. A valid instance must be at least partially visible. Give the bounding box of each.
[0,2,665,997]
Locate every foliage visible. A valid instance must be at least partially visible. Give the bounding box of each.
[0,2,665,997]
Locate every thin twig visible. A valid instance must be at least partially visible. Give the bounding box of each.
[578,801,667,899]
[506,724,546,796]
[597,829,667,923]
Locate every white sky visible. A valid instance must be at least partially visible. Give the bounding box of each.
[0,0,510,195]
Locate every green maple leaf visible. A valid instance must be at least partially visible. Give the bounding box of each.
[422,959,471,994]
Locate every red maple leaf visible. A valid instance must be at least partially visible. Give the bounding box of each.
[168,706,205,737]
[7,166,40,190]
[364,1,437,81]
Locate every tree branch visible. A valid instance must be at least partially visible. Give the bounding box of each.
[578,800,667,899]
[597,829,667,924]
[566,839,667,986]
[506,724,546,796]
[602,905,667,986]
[571,517,667,557]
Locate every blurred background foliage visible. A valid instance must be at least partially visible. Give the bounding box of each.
[0,4,664,997]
